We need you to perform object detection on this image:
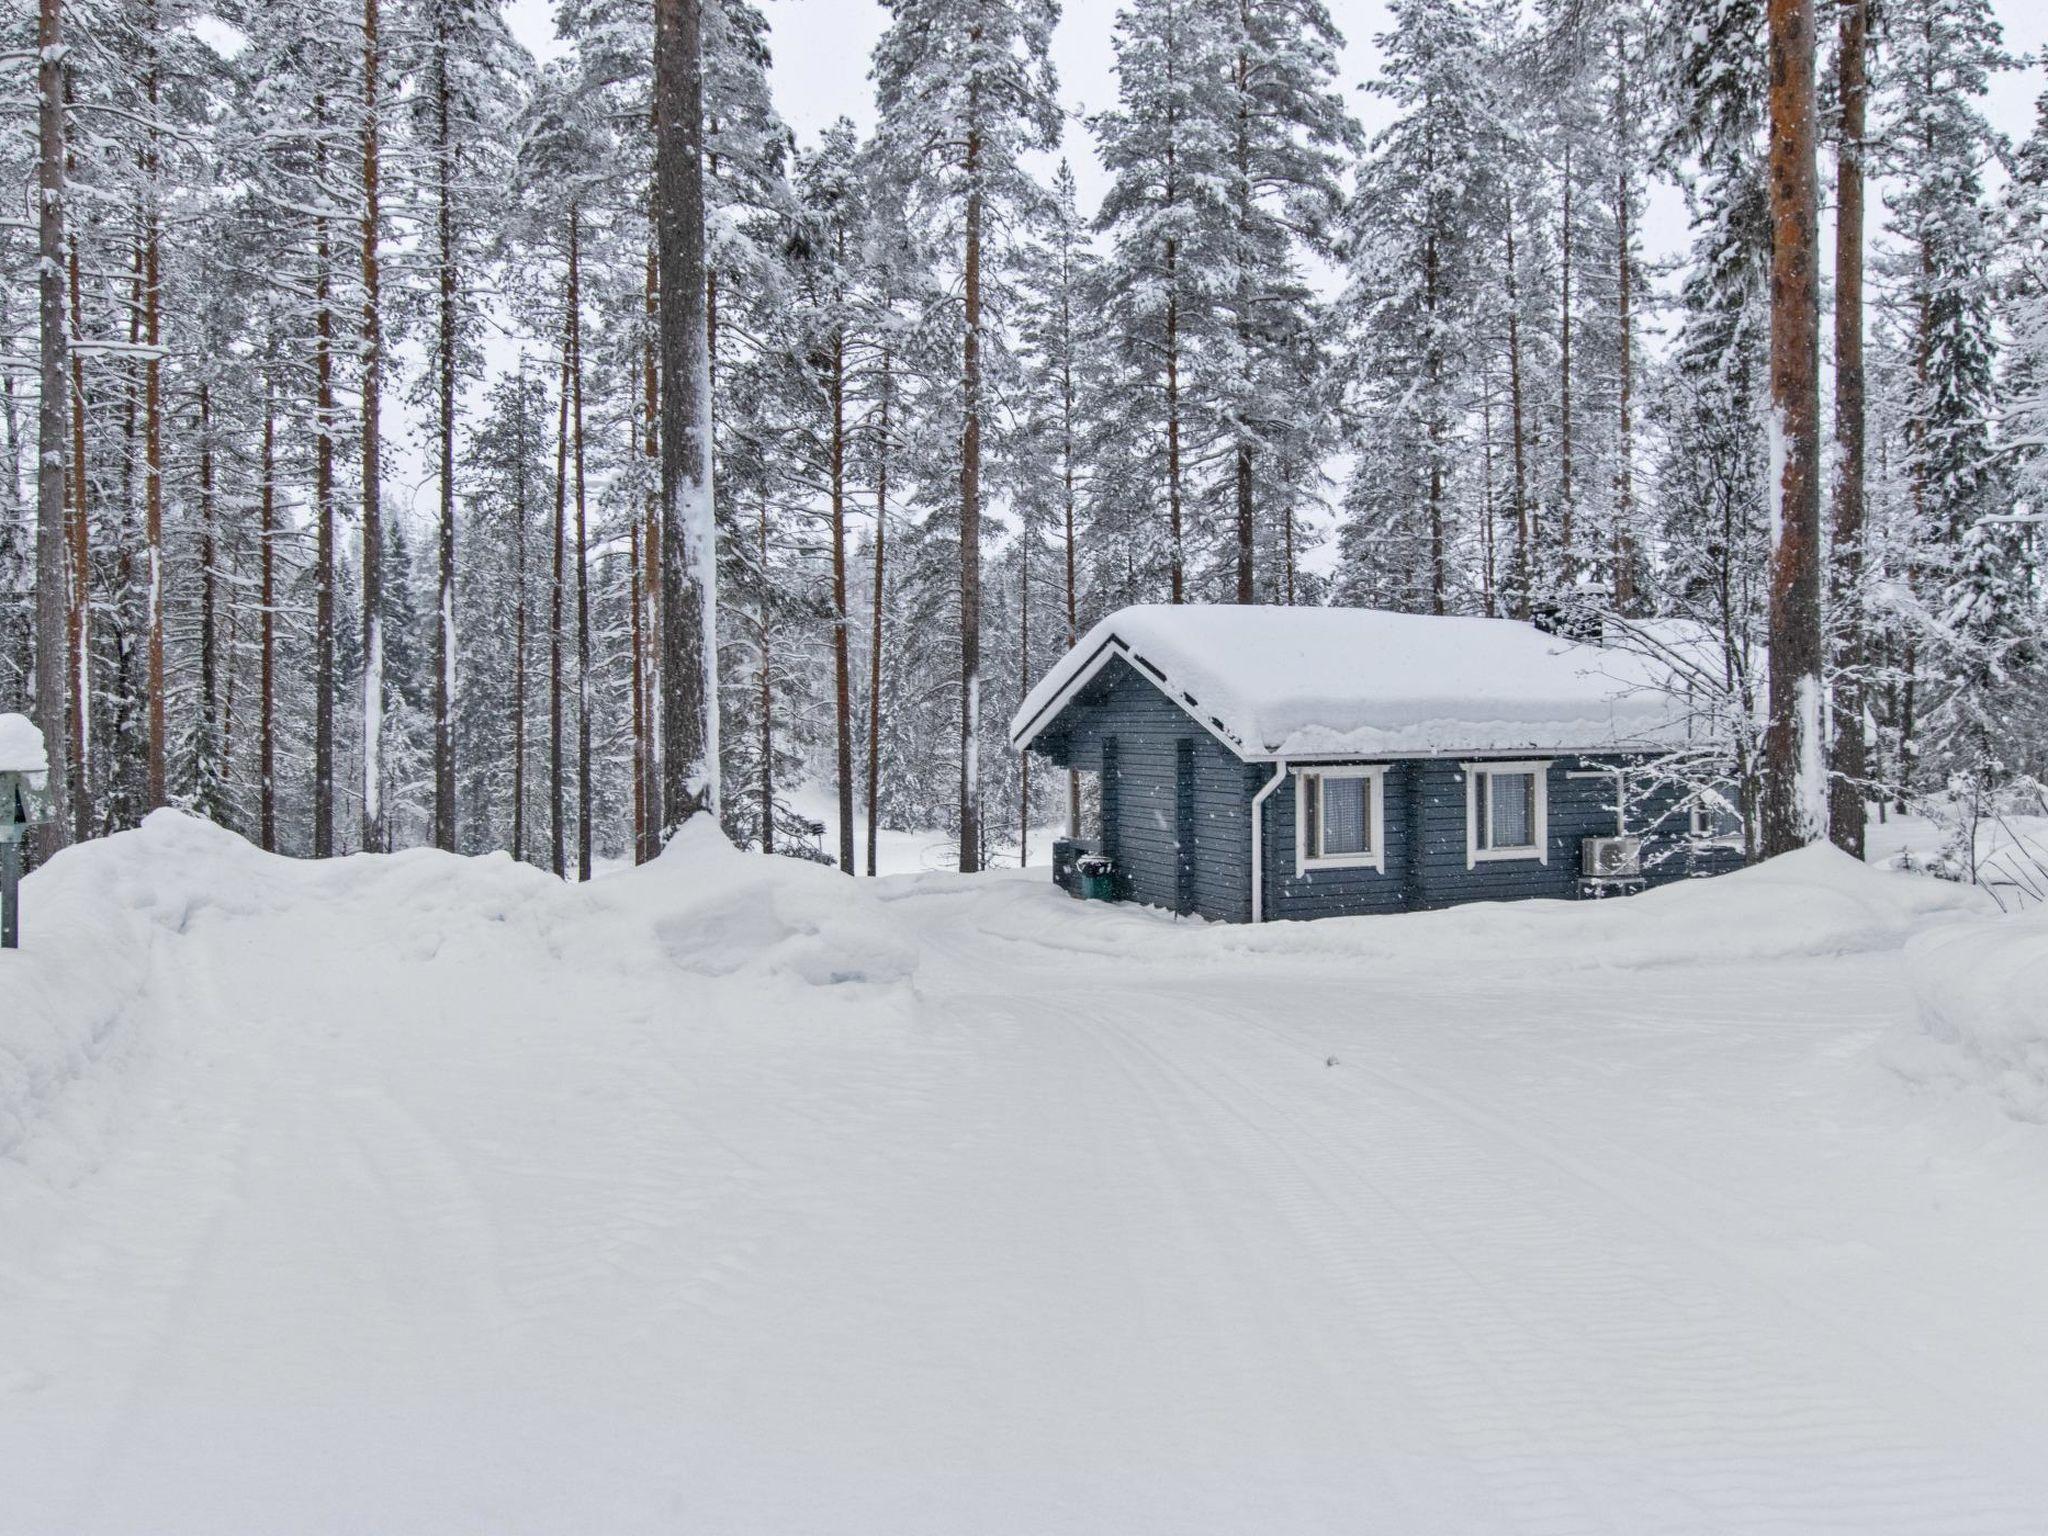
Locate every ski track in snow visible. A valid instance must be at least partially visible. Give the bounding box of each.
[4,814,2048,1534]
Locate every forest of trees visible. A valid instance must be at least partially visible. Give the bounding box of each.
[3,0,2044,877]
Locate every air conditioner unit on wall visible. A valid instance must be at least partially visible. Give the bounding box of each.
[1581,835,1642,881]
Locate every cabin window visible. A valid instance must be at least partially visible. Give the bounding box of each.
[1464,761,1550,868]
[1296,767,1386,874]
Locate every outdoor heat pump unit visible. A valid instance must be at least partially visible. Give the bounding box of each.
[1581,835,1643,881]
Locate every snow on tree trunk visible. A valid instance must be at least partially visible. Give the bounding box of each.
[1762,0,1827,856]
[34,0,73,859]
[654,0,718,837]
[1827,0,1869,858]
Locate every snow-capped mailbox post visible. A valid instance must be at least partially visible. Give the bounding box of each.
[0,713,53,950]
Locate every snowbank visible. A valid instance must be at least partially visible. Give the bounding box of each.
[1012,604,1710,758]
[0,711,46,775]
[0,811,920,1222]
[1886,906,2048,1122]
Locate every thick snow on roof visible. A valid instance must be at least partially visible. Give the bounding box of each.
[0,712,46,775]
[1012,604,1711,759]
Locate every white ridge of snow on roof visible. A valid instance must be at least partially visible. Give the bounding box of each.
[0,713,47,776]
[1012,604,1711,760]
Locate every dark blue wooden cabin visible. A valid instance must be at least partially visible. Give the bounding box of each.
[1011,605,1743,924]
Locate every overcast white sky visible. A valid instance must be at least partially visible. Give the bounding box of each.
[505,0,2048,269]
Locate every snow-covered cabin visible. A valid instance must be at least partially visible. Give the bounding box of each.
[1010,605,1742,922]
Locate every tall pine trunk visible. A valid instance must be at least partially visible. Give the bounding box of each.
[360,0,386,853]
[1504,205,1530,618]
[1827,0,1869,857]
[259,362,277,852]
[1761,0,1825,855]
[550,297,570,879]
[866,346,889,877]
[65,165,89,844]
[570,209,592,882]
[142,3,165,812]
[1612,26,1638,613]
[313,95,337,858]
[830,321,854,874]
[34,0,72,858]
[653,0,718,837]
[958,83,984,873]
[196,383,219,814]
[1557,143,1574,588]
[432,17,458,852]
[757,491,774,853]
[638,245,661,862]
[511,367,531,863]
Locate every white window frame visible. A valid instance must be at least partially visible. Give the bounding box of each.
[1464,760,1550,869]
[1295,765,1387,874]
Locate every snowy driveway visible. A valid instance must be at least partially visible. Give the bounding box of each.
[4,814,2048,1534]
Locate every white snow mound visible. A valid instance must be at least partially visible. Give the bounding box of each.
[1887,903,2048,1122]
[0,711,46,775]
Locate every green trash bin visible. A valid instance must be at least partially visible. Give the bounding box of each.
[1076,854,1116,902]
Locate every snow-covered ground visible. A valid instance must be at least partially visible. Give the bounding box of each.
[6,813,2048,1534]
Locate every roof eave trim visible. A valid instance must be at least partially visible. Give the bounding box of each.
[1010,635,1252,761]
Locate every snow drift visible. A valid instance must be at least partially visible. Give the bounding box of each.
[1889,903,2048,1122]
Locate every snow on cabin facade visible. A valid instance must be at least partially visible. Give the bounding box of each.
[1011,606,1743,923]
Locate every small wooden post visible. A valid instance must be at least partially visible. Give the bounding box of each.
[1,840,19,949]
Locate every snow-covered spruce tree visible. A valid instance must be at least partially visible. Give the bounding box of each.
[1012,160,1105,832]
[1877,0,2030,801]
[1210,0,1356,604]
[398,0,527,851]
[1090,0,1232,606]
[1996,71,2048,787]
[873,0,1060,873]
[1636,0,1771,854]
[1336,0,1501,616]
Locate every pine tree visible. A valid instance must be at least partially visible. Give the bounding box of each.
[874,0,1060,872]
[1338,0,1499,616]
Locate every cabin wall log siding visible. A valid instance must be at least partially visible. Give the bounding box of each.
[1035,659,1252,922]
[1030,654,1742,924]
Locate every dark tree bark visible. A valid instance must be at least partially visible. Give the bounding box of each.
[432,12,458,852]
[866,345,889,878]
[1761,0,1826,856]
[653,0,718,837]
[1504,204,1530,617]
[1612,24,1638,613]
[829,317,854,875]
[958,82,984,873]
[550,300,570,879]
[196,383,218,811]
[1165,233,1184,606]
[313,93,337,858]
[142,2,165,812]
[259,362,277,852]
[756,490,774,854]
[570,208,591,883]
[1827,0,1869,857]
[1556,142,1574,587]
[638,243,660,863]
[65,157,89,845]
[511,368,531,864]
[34,0,73,859]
